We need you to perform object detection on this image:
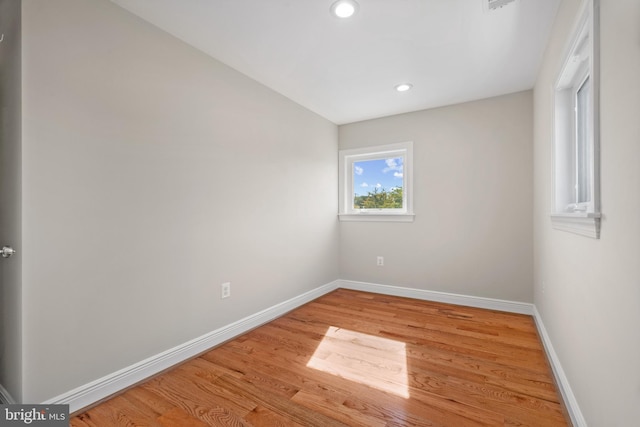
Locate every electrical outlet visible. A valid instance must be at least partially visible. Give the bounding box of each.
[377,256,384,266]
[221,282,231,299]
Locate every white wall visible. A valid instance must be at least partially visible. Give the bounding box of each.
[339,91,534,303]
[21,0,338,403]
[533,0,640,425]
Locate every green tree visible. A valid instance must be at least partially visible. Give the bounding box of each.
[353,187,403,209]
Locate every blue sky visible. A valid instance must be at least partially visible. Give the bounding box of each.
[353,157,404,196]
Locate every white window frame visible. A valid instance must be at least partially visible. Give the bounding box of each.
[551,0,601,238]
[339,141,414,222]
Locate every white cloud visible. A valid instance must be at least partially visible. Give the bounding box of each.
[383,157,404,177]
[376,183,382,188]
[354,165,364,175]
[384,158,398,170]
[360,182,369,188]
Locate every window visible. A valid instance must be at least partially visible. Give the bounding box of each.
[339,141,414,222]
[575,76,591,205]
[552,0,600,238]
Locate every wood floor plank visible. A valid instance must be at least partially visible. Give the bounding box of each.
[157,407,211,427]
[243,406,306,427]
[139,373,254,425]
[148,369,256,417]
[78,394,164,426]
[404,343,560,401]
[71,289,569,426]
[407,368,566,425]
[297,302,547,362]
[123,387,174,418]
[213,374,350,427]
[289,389,388,427]
[69,416,94,427]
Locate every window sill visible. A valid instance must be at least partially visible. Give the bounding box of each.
[339,213,415,223]
[551,212,601,238]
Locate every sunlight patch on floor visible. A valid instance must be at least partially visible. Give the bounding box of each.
[306,326,410,398]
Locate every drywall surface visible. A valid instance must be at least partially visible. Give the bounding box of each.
[21,0,338,402]
[339,91,534,302]
[533,0,640,425]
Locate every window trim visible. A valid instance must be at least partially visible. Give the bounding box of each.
[551,0,600,238]
[339,141,414,222]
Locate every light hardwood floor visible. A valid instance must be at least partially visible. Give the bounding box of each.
[71,289,569,426]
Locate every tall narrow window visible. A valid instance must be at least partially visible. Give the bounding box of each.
[552,0,600,238]
[575,76,591,205]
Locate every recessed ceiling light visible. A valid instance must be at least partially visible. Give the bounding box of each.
[395,83,413,92]
[330,0,359,18]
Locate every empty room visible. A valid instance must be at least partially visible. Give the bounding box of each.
[0,0,638,426]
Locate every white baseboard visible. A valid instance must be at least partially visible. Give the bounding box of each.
[44,278,584,427]
[43,280,339,413]
[336,279,534,315]
[533,306,587,427]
